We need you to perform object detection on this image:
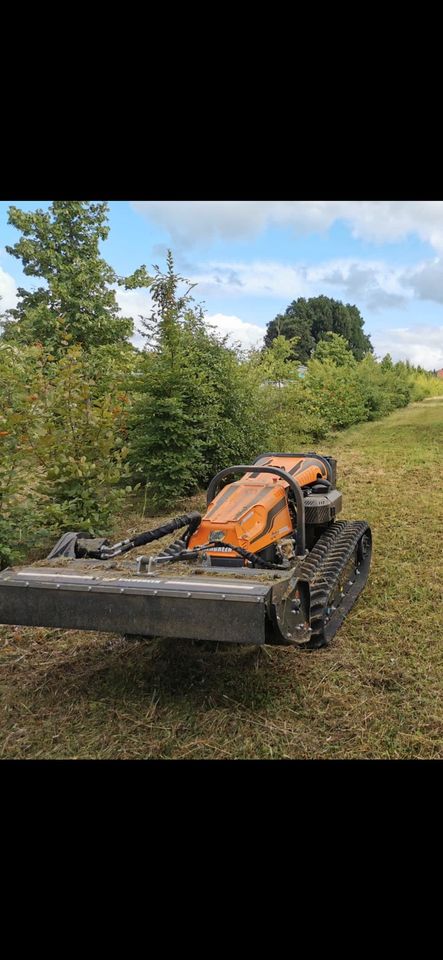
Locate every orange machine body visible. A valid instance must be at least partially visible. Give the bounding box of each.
[189,455,328,560]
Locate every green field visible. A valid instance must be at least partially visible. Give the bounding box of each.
[1,397,442,759]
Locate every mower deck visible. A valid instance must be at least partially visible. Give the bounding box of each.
[0,563,290,645]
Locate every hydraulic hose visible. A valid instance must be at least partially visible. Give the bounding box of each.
[78,512,201,559]
[152,540,289,571]
[210,542,289,570]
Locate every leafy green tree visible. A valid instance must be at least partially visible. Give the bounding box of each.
[255,334,301,382]
[129,255,208,507]
[264,310,314,362]
[3,201,147,350]
[22,342,132,534]
[1,337,139,563]
[265,296,372,362]
[85,340,140,398]
[380,353,394,371]
[129,253,266,508]
[305,358,366,431]
[245,337,305,449]
[312,332,356,366]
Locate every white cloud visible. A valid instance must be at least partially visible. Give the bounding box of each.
[187,257,414,310]
[372,325,443,369]
[404,258,443,304]
[114,253,443,317]
[307,258,409,310]
[205,313,265,349]
[115,286,153,348]
[132,201,279,246]
[185,254,443,312]
[191,260,309,300]
[132,200,443,252]
[0,264,18,311]
[115,287,152,322]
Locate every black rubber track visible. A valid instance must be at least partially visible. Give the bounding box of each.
[300,521,371,649]
[299,520,348,581]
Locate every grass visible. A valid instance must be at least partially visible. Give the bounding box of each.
[1,397,443,759]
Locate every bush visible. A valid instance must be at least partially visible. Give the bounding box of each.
[0,343,47,566]
[28,345,132,534]
[250,334,443,452]
[0,340,134,549]
[304,358,367,431]
[253,335,366,447]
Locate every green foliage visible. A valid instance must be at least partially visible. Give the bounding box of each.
[0,343,46,565]
[83,340,139,397]
[193,322,266,477]
[304,358,367,431]
[247,337,305,448]
[129,253,267,508]
[264,311,314,362]
[252,334,301,382]
[410,368,443,400]
[253,355,364,451]
[129,255,205,507]
[357,354,410,419]
[0,339,134,566]
[3,201,145,350]
[252,335,443,451]
[26,344,132,533]
[312,332,356,367]
[264,295,373,362]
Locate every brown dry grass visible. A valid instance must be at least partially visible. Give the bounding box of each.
[1,398,442,759]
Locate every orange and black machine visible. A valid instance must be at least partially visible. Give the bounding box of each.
[0,453,371,648]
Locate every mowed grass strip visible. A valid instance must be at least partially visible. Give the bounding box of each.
[1,398,442,759]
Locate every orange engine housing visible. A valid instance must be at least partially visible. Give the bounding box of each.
[189,455,328,561]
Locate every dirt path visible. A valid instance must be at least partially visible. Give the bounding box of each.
[1,398,442,758]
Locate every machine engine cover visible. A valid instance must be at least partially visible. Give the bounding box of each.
[304,489,343,524]
[189,454,329,560]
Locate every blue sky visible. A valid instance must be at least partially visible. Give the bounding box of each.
[1,200,443,368]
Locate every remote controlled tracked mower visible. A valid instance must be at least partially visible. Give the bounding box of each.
[0,454,372,648]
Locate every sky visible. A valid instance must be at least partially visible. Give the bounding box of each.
[1,199,443,369]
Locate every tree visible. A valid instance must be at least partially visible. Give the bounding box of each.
[255,334,301,383]
[247,336,305,448]
[264,296,372,362]
[380,353,394,371]
[129,254,208,506]
[264,309,314,362]
[14,341,132,535]
[129,253,266,508]
[312,332,356,366]
[3,201,145,350]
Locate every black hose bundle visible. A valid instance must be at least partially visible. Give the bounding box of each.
[213,542,289,570]
[78,511,202,559]
[152,540,289,571]
[129,512,201,549]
